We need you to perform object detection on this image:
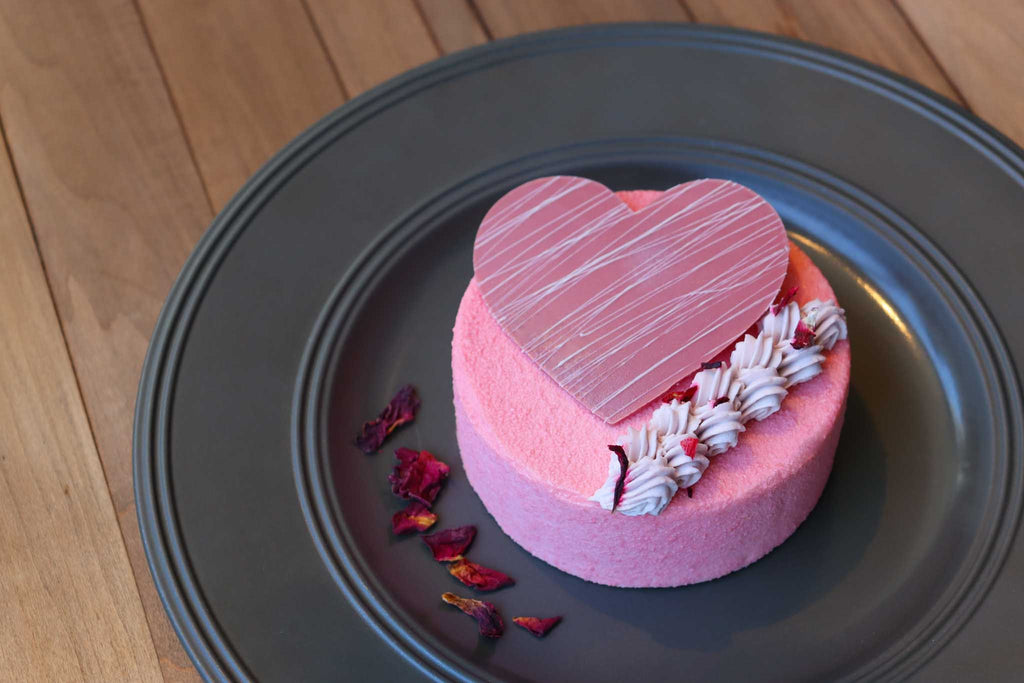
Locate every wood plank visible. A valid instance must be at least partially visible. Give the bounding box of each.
[0,130,162,679]
[138,0,346,210]
[305,0,440,96]
[684,0,961,103]
[898,0,1024,148]
[417,0,490,53]
[473,0,689,37]
[0,1,212,680]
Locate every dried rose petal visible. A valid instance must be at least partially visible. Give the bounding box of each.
[355,385,420,453]
[422,525,476,561]
[700,360,723,369]
[791,320,816,349]
[662,385,697,403]
[713,396,730,407]
[680,436,699,458]
[771,286,799,315]
[388,448,449,507]
[687,486,694,498]
[391,501,437,535]
[608,445,629,512]
[442,592,504,638]
[448,558,515,591]
[513,616,562,638]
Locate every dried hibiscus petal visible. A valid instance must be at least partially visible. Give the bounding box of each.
[388,448,449,507]
[791,320,816,349]
[442,592,504,638]
[391,501,437,534]
[422,525,476,561]
[608,445,629,512]
[513,616,562,638]
[448,558,515,591]
[355,384,420,453]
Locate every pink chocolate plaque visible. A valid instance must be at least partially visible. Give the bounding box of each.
[473,176,789,423]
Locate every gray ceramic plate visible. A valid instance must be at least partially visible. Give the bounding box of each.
[135,24,1024,682]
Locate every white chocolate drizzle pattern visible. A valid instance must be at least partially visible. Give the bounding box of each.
[474,176,790,423]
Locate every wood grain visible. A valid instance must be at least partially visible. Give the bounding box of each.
[0,1,212,680]
[474,0,689,37]
[899,0,1024,148]
[0,130,162,679]
[305,0,440,96]
[138,0,346,210]
[684,0,961,103]
[418,0,490,53]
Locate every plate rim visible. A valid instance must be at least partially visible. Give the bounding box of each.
[133,22,1024,682]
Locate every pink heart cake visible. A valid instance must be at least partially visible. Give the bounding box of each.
[452,180,849,587]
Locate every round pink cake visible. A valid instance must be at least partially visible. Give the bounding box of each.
[452,190,850,587]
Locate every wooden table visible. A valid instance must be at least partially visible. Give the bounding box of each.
[1,1,1021,680]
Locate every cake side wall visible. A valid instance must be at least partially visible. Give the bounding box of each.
[454,386,845,587]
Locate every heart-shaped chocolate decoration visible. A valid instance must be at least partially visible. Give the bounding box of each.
[473,176,788,423]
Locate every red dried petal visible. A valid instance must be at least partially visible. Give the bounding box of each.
[388,448,449,507]
[513,616,562,638]
[713,396,730,407]
[391,501,437,534]
[662,385,698,403]
[422,525,476,561]
[355,421,388,454]
[771,286,799,315]
[681,436,698,458]
[355,385,420,453]
[791,320,816,349]
[608,445,629,512]
[448,558,515,591]
[442,592,504,638]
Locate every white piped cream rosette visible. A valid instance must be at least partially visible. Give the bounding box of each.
[591,297,847,515]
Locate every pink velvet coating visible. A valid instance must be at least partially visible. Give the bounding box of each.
[452,190,850,587]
